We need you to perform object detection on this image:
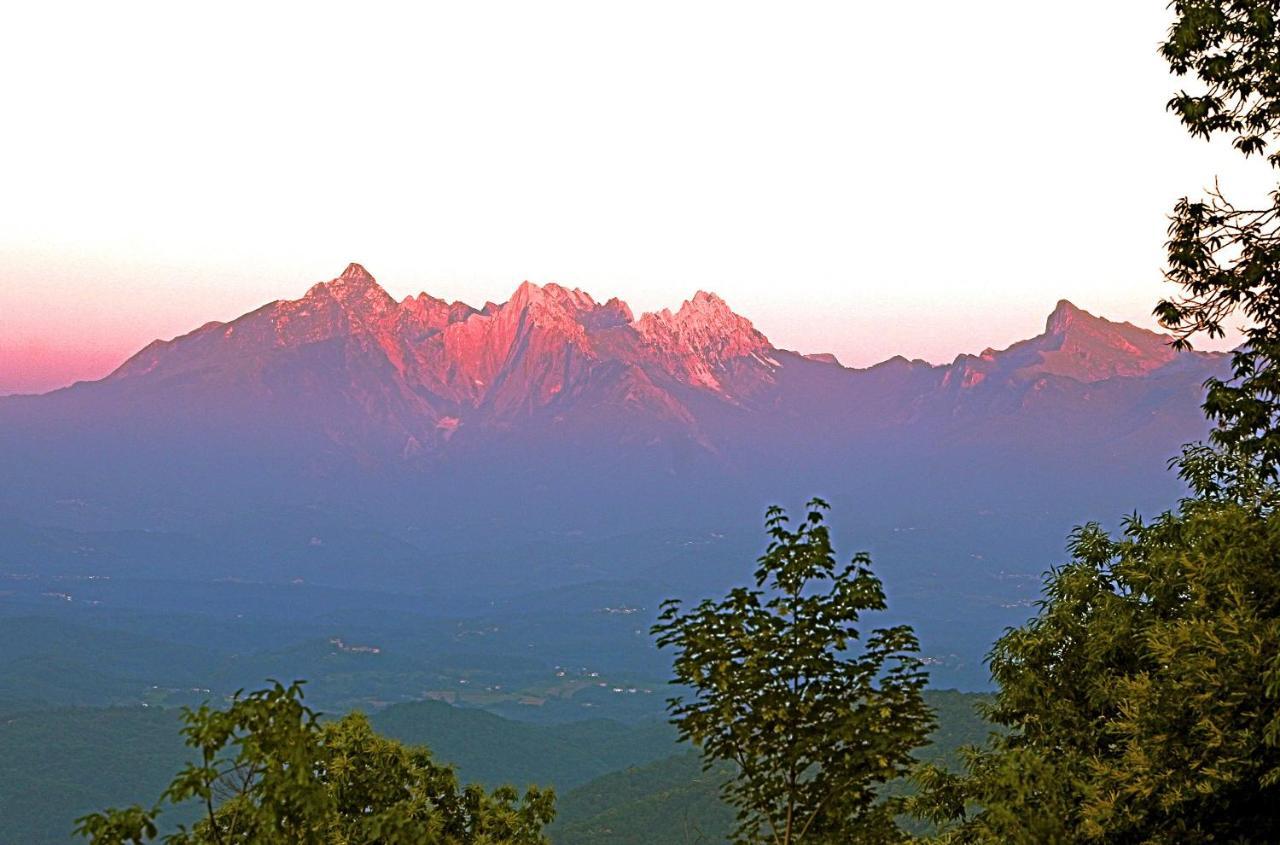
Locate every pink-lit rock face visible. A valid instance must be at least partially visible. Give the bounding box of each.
[105,265,781,449]
[636,291,773,391]
[939,299,1185,392]
[1036,299,1178,380]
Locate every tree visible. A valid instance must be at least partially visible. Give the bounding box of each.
[910,476,1280,843]
[652,499,933,845]
[1156,0,1280,473]
[74,681,554,845]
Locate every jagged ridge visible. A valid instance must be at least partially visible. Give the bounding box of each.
[95,264,1216,464]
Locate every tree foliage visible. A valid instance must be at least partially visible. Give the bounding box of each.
[74,681,554,845]
[1156,0,1280,471]
[653,499,933,845]
[910,475,1280,842]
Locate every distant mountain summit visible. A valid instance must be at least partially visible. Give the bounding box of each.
[1038,299,1180,379]
[938,299,1187,393]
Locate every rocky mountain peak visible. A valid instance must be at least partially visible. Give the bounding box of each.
[634,292,773,391]
[1045,299,1085,335]
[507,281,602,314]
[1025,300,1180,381]
[340,262,375,282]
[639,292,770,362]
[398,292,459,332]
[302,263,395,316]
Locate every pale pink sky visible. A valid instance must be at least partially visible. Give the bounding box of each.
[0,1,1261,395]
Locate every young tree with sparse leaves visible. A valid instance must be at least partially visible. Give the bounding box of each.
[653,499,933,845]
[74,681,554,845]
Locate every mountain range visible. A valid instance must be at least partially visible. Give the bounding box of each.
[107,263,1199,444]
[4,262,1220,466]
[0,264,1229,685]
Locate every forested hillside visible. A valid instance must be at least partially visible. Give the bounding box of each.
[0,691,989,844]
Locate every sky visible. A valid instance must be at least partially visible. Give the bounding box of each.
[0,1,1271,395]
